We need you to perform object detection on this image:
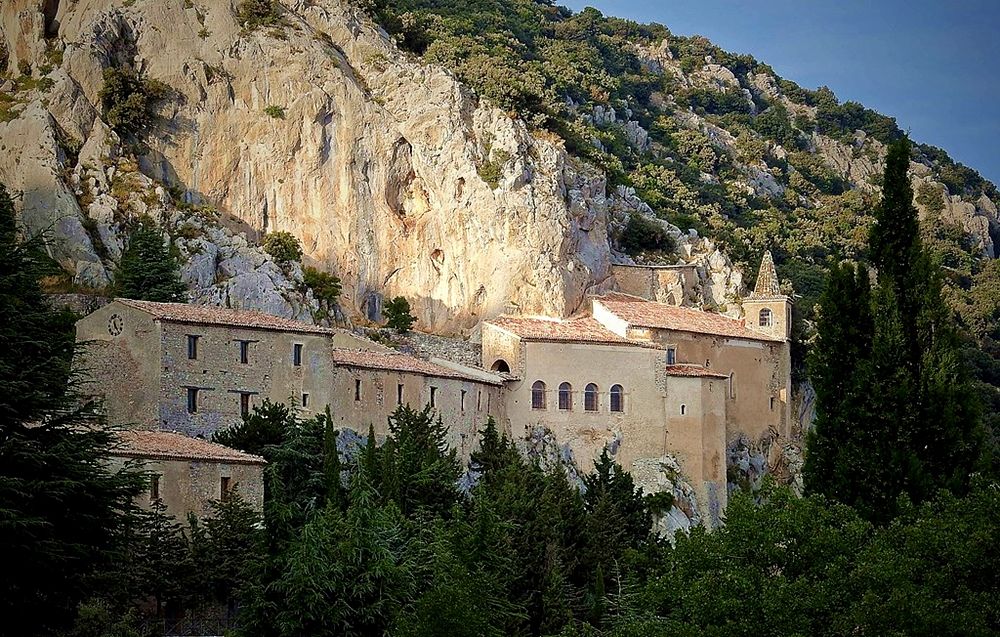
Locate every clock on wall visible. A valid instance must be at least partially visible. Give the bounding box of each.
[108,313,124,337]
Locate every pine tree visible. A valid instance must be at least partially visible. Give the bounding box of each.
[114,216,187,302]
[322,407,346,510]
[384,296,416,333]
[0,183,146,636]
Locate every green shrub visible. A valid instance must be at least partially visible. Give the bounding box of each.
[97,66,169,141]
[237,0,280,31]
[383,296,416,333]
[262,231,303,264]
[264,105,285,119]
[303,266,342,306]
[477,149,510,189]
[620,214,676,256]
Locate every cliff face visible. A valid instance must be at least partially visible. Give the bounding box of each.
[2,0,624,333]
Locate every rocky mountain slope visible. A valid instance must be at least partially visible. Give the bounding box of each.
[1,0,997,358]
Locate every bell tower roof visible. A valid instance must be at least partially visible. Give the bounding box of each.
[748,251,785,300]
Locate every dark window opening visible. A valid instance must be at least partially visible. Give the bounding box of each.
[610,384,624,413]
[302,393,309,408]
[239,340,250,364]
[770,396,775,410]
[354,379,361,401]
[759,308,774,327]
[186,387,199,414]
[584,383,598,412]
[293,343,303,367]
[240,392,251,417]
[491,359,511,374]
[187,335,199,360]
[397,384,404,405]
[477,390,482,411]
[680,404,687,416]
[150,474,160,501]
[220,477,232,501]
[705,359,711,368]
[667,347,677,365]
[430,386,437,408]
[531,381,546,410]
[558,382,572,411]
[461,389,467,412]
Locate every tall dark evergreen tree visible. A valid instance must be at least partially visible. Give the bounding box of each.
[806,139,984,522]
[0,184,145,636]
[114,216,187,302]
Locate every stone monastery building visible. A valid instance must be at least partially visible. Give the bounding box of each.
[78,253,791,524]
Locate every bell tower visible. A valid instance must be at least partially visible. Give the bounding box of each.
[743,251,792,340]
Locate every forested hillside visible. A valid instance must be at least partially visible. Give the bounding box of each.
[367,0,1000,422]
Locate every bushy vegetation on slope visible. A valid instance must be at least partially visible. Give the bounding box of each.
[364,0,1000,424]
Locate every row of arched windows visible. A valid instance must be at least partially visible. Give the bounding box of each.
[531,381,624,412]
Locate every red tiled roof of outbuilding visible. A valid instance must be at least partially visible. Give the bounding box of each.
[113,430,265,464]
[117,298,334,335]
[596,293,783,342]
[331,348,504,385]
[486,316,663,349]
[665,364,730,379]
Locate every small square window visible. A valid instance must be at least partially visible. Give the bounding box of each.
[293,343,303,367]
[301,393,309,408]
[187,335,199,360]
[186,387,199,414]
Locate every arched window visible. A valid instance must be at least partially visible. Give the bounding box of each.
[531,381,546,410]
[584,383,599,411]
[610,384,624,412]
[759,308,773,327]
[680,404,687,415]
[491,359,511,373]
[558,382,573,410]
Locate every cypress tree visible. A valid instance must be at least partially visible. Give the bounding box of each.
[806,139,985,522]
[114,216,187,302]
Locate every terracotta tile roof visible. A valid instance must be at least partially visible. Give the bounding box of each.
[117,299,334,335]
[331,348,504,385]
[665,364,730,379]
[486,316,663,349]
[597,293,783,342]
[113,430,265,464]
[749,250,784,299]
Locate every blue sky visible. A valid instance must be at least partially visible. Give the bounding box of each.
[563,0,1000,186]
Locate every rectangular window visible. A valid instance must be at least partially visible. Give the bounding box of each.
[240,392,251,417]
[187,335,199,360]
[293,343,303,367]
[220,476,232,501]
[666,347,676,365]
[397,383,404,405]
[355,379,361,401]
[430,386,437,408]
[186,387,199,414]
[769,396,775,410]
[477,390,482,411]
[301,393,309,408]
[150,474,160,501]
[239,340,250,364]
[461,390,467,412]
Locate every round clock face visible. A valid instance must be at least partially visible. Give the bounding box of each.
[108,313,124,337]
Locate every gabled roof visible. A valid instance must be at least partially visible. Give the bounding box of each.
[485,316,663,349]
[596,293,783,342]
[117,299,334,335]
[113,430,265,465]
[331,348,504,385]
[665,364,730,379]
